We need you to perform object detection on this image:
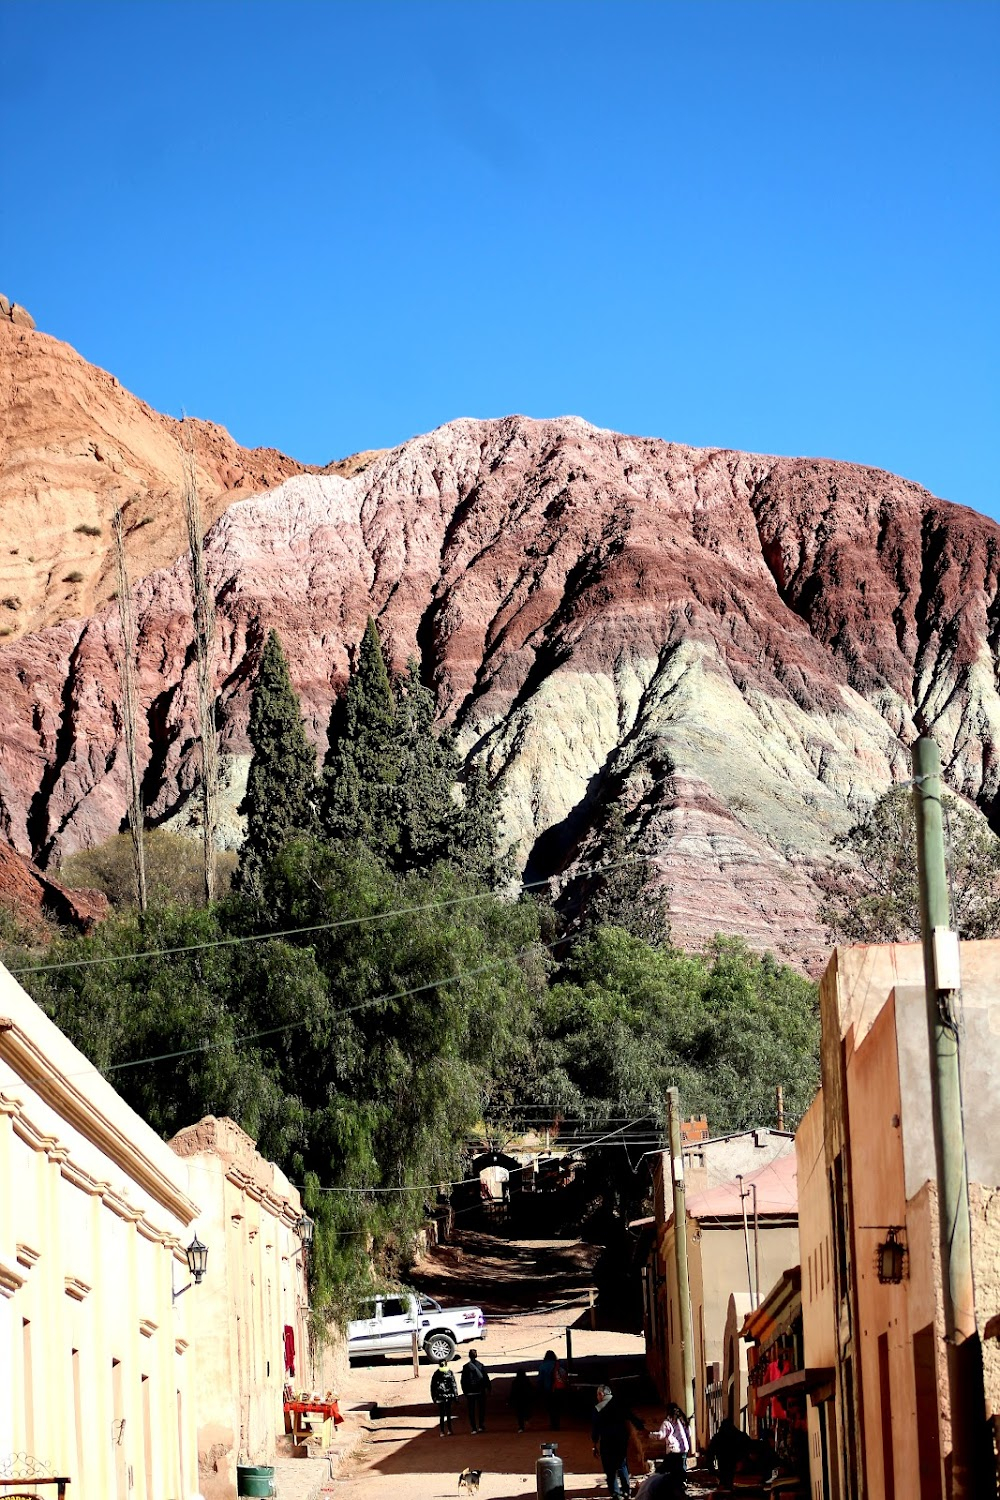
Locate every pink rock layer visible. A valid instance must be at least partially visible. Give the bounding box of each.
[3,409,1000,971]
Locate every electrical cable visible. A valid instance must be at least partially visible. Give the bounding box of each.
[98,936,567,1074]
[7,853,647,979]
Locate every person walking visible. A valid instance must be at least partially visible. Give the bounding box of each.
[461,1347,491,1433]
[655,1404,691,1491]
[537,1349,568,1430]
[431,1360,458,1437]
[509,1368,534,1432]
[592,1383,645,1499]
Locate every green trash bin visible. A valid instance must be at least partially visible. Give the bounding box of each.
[236,1465,276,1497]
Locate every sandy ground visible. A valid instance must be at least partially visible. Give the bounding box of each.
[330,1231,668,1500]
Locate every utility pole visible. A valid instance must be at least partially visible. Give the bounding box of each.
[911,736,988,1496]
[751,1182,761,1310]
[775,1084,784,1132]
[736,1174,755,1305]
[666,1088,695,1428]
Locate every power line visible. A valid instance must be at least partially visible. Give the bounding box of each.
[8,854,646,979]
[99,937,567,1074]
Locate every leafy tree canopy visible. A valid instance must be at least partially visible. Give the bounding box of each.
[818,784,1000,943]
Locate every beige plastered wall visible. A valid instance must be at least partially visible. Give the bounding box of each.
[796,1092,841,1500]
[0,962,202,1499]
[170,1116,336,1500]
[690,1218,799,1447]
[816,939,1000,1500]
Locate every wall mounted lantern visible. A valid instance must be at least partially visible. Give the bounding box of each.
[173,1233,209,1301]
[295,1214,314,1252]
[876,1226,906,1284]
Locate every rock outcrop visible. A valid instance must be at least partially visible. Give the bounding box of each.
[2,396,1000,969]
[0,316,380,640]
[0,841,108,935]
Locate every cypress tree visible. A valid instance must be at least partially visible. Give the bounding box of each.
[456,758,512,887]
[235,629,318,898]
[321,617,401,856]
[394,658,463,872]
[583,803,671,947]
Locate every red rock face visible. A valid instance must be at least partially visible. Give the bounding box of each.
[0,841,109,935]
[2,411,999,970]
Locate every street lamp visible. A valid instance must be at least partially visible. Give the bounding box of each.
[173,1234,209,1301]
[876,1227,907,1284]
[295,1214,314,1252]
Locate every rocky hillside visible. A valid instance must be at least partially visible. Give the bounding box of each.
[0,309,379,638]
[3,332,1000,967]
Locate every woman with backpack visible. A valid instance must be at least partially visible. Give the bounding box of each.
[431,1360,459,1436]
[537,1349,568,1430]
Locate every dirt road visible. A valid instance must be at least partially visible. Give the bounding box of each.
[335,1231,659,1500]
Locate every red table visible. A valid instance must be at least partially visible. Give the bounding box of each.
[283,1398,344,1442]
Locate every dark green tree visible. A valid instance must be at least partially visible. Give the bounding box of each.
[394,659,463,872]
[321,618,401,857]
[457,759,512,888]
[235,629,318,898]
[818,784,1000,943]
[581,804,671,947]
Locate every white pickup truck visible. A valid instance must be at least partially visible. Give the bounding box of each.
[347,1291,486,1364]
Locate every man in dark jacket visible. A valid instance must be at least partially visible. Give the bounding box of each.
[592,1384,645,1498]
[461,1348,491,1432]
[431,1361,459,1436]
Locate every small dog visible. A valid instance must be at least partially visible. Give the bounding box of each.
[458,1468,482,1495]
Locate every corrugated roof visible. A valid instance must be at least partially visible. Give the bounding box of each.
[686,1150,798,1220]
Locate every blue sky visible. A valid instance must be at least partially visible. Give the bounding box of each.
[2,0,997,514]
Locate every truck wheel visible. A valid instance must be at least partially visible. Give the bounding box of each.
[424,1331,456,1363]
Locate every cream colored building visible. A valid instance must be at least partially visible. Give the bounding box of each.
[169,1117,314,1500]
[0,960,202,1498]
[1,959,326,1500]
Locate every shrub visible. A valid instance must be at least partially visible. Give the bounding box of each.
[64,571,84,584]
[74,522,102,537]
[2,596,20,611]
[59,830,237,909]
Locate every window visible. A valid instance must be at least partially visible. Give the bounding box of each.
[380,1298,405,1319]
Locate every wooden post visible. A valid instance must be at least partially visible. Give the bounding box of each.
[565,1327,573,1371]
[667,1088,696,1427]
[775,1084,784,1132]
[411,1329,419,1379]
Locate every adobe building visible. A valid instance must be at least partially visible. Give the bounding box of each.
[797,940,1000,1499]
[0,959,328,1500]
[640,1134,799,1447]
[0,960,203,1496]
[169,1116,317,1500]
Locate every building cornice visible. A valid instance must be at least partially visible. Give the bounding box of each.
[0,1018,200,1225]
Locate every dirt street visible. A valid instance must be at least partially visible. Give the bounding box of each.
[333,1230,663,1500]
